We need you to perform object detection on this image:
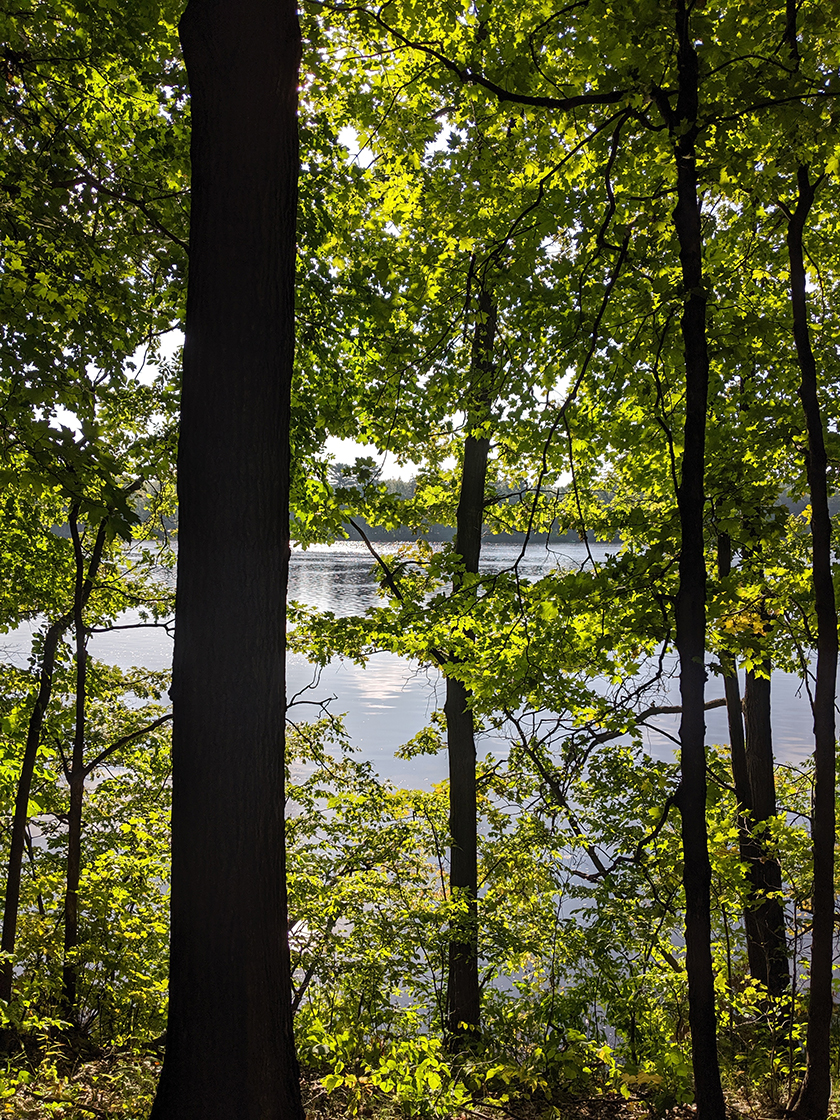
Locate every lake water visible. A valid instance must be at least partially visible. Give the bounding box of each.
[1,540,820,788]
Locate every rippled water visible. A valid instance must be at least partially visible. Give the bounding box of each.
[2,539,820,788]
[292,540,621,784]
[287,539,615,615]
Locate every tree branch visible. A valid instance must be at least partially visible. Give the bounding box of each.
[314,1,627,111]
[83,712,173,778]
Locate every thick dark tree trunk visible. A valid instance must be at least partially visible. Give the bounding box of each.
[446,290,495,1045]
[150,1,303,1117]
[0,516,106,1008]
[742,669,788,998]
[668,5,726,1116]
[786,166,837,1120]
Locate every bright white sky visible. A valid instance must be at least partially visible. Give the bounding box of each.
[156,330,420,480]
[325,436,420,481]
[51,330,419,481]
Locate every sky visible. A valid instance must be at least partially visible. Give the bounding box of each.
[49,328,419,482]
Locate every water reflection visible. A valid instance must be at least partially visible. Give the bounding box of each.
[287,540,818,779]
[287,650,446,787]
[290,542,382,616]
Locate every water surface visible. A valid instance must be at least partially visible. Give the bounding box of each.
[2,540,821,787]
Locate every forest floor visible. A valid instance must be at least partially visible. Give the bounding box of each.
[0,1051,806,1120]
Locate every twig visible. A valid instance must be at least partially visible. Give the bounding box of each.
[83,712,173,777]
[347,519,448,665]
[348,517,404,602]
[20,1090,113,1117]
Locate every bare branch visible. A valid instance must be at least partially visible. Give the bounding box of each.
[83,712,173,778]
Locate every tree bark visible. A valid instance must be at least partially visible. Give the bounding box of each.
[61,508,91,1021]
[717,535,770,988]
[446,289,495,1045]
[445,673,480,1040]
[742,669,789,999]
[61,772,85,1019]
[668,5,726,1116]
[717,535,789,1000]
[786,166,837,1120]
[717,534,750,807]
[0,517,107,1007]
[150,1,303,1116]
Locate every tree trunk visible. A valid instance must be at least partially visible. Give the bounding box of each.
[445,675,480,1040]
[60,510,91,1021]
[61,773,85,1019]
[446,289,495,1045]
[717,534,751,807]
[717,539,789,1000]
[717,535,770,991]
[0,518,106,1008]
[150,1,303,1117]
[742,669,788,998]
[0,615,69,1007]
[786,166,837,1120]
[669,5,726,1116]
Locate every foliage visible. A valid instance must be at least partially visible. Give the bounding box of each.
[0,1047,162,1119]
[0,655,172,1042]
[284,717,823,1115]
[2,0,840,1113]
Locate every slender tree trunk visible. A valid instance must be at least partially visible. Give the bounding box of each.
[717,534,769,986]
[717,534,750,806]
[0,615,69,1007]
[668,5,726,1116]
[786,166,837,1120]
[717,539,789,999]
[727,665,786,998]
[61,774,85,1019]
[743,669,788,998]
[150,1,303,1116]
[445,674,480,1040]
[446,289,495,1045]
[60,510,91,1021]
[0,518,107,1008]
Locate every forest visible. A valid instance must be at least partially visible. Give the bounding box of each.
[1,0,839,1117]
